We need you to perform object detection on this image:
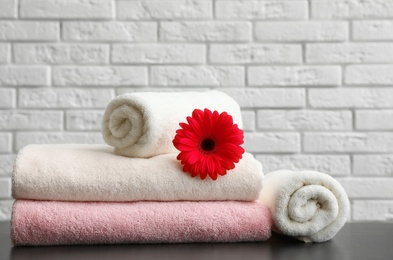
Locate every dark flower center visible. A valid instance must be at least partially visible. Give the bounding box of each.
[201,138,215,151]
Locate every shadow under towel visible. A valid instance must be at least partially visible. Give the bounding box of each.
[11,200,273,246]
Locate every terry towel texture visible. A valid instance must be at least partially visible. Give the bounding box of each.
[258,170,349,243]
[12,144,263,202]
[11,200,273,246]
[102,90,243,158]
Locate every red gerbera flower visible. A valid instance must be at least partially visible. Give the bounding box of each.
[172,108,245,180]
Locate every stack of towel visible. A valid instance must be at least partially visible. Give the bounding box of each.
[11,91,273,246]
[11,90,350,245]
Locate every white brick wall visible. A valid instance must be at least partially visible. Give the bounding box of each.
[256,155,350,176]
[65,110,104,130]
[209,44,301,64]
[0,89,15,108]
[0,0,392,222]
[0,133,12,153]
[20,0,113,19]
[0,154,16,176]
[0,0,17,19]
[353,21,393,40]
[14,44,109,64]
[255,21,348,42]
[215,0,308,19]
[0,21,59,41]
[248,66,341,86]
[62,22,157,42]
[53,66,148,86]
[310,0,393,19]
[306,43,393,64]
[160,21,252,42]
[0,66,50,86]
[150,66,244,86]
[117,0,212,19]
[112,44,205,64]
[15,132,103,150]
[256,110,352,130]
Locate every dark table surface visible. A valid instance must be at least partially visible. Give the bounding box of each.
[1,221,392,260]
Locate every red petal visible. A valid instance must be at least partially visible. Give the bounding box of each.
[176,144,196,152]
[187,117,203,135]
[178,137,197,147]
[209,171,218,180]
[188,151,200,165]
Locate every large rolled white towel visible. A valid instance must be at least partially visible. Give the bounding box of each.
[102,90,243,158]
[258,170,349,243]
[12,144,263,202]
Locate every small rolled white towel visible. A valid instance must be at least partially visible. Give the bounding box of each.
[13,144,263,202]
[101,90,243,158]
[258,170,349,243]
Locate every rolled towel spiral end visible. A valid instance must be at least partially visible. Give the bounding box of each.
[102,102,144,150]
[259,170,350,243]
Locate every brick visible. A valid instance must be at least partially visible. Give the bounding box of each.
[160,21,251,42]
[115,87,211,95]
[151,66,244,87]
[0,154,16,176]
[66,110,104,130]
[346,65,393,85]
[0,133,12,153]
[0,44,10,63]
[0,200,13,221]
[216,0,307,19]
[117,0,212,19]
[0,0,16,18]
[0,66,49,86]
[0,178,11,198]
[256,155,350,176]
[309,88,393,108]
[311,0,393,19]
[0,88,15,108]
[304,132,393,152]
[20,0,113,19]
[14,44,109,64]
[19,88,114,108]
[353,201,393,221]
[16,132,103,150]
[353,20,393,40]
[209,44,301,64]
[53,66,147,86]
[248,66,340,86]
[241,110,255,131]
[257,110,352,130]
[306,43,393,64]
[0,21,58,41]
[112,44,205,64]
[0,110,63,130]
[221,88,305,108]
[337,178,393,199]
[255,21,348,42]
[63,22,156,42]
[244,133,300,153]
[356,110,393,130]
[353,155,393,176]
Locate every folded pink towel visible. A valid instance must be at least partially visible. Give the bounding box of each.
[11,200,273,246]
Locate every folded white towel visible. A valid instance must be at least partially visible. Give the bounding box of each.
[102,90,243,158]
[13,144,263,202]
[258,170,349,243]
